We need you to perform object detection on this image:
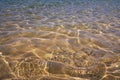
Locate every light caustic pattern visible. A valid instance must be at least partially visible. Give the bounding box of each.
[0,0,120,80]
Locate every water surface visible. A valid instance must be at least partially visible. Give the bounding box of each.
[0,0,120,80]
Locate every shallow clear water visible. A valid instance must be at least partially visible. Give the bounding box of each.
[0,0,120,80]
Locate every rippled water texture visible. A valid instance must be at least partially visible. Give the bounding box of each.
[0,0,120,80]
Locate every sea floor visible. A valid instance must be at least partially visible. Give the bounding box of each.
[0,0,120,80]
